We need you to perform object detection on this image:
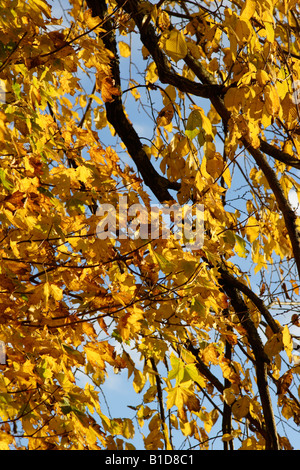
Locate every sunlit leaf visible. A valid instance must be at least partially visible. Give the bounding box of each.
[160,28,188,62]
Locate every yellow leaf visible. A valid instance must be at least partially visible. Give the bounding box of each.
[123,418,135,439]
[184,363,206,388]
[256,69,270,87]
[162,422,173,450]
[84,344,105,369]
[179,419,193,436]
[234,234,248,258]
[167,385,189,419]
[264,84,280,116]
[84,10,103,30]
[206,153,224,180]
[0,432,14,450]
[185,393,200,413]
[264,332,283,359]
[160,29,188,62]
[197,107,213,137]
[240,0,257,19]
[43,281,50,306]
[246,216,260,243]
[263,21,275,42]
[220,357,240,384]
[146,62,159,83]
[119,41,131,58]
[282,325,293,361]
[232,396,250,419]
[158,10,170,31]
[162,85,176,106]
[201,344,219,366]
[133,369,146,393]
[222,164,231,188]
[29,0,51,18]
[50,284,63,301]
[223,387,236,406]
[129,79,141,101]
[76,164,93,183]
[157,103,174,129]
[224,87,246,112]
[240,436,262,450]
[281,400,294,420]
[235,19,252,45]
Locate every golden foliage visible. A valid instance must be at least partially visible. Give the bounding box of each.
[0,0,299,452]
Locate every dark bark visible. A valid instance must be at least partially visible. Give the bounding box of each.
[218,268,280,450]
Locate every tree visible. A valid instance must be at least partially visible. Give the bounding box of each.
[0,0,300,451]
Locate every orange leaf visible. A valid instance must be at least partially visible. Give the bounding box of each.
[277,370,293,396]
[101,76,121,103]
[2,190,25,211]
[48,31,68,49]
[292,314,300,327]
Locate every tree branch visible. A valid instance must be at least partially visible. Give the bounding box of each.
[149,357,172,449]
[218,269,280,335]
[218,267,280,450]
[259,139,300,170]
[114,0,223,99]
[184,340,268,442]
[86,0,180,203]
[243,138,300,280]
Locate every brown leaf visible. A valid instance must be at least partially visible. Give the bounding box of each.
[48,31,67,49]
[6,261,28,275]
[2,190,25,211]
[101,76,121,103]
[0,274,16,292]
[259,283,266,295]
[186,394,200,412]
[25,56,46,70]
[157,103,174,127]
[292,314,300,327]
[277,370,293,396]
